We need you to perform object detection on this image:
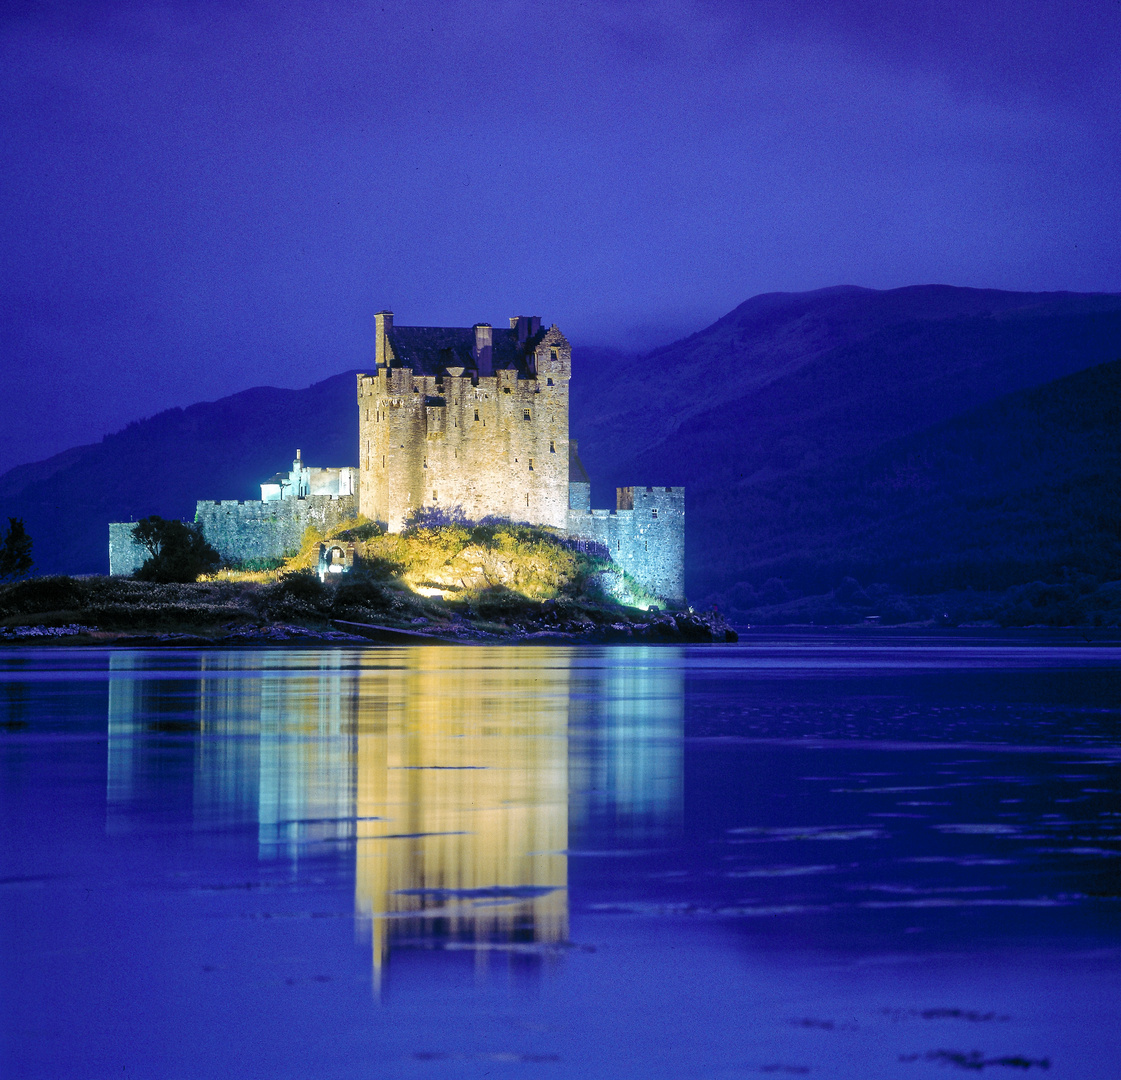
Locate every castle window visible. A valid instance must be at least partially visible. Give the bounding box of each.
[432,490,438,501]
[547,378,554,386]
[526,493,530,507]
[474,409,480,421]
[550,440,555,453]
[504,387,511,394]
[645,540,648,551]
[528,458,534,471]
[551,348,558,361]
[652,508,658,518]
[423,457,428,469]
[523,409,531,421]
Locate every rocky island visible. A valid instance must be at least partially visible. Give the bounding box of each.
[0,518,735,646]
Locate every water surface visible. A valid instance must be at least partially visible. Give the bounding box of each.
[2,638,1119,1078]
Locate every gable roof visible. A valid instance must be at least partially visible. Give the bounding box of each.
[385,325,546,377]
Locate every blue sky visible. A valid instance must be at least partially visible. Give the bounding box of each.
[2,0,1119,474]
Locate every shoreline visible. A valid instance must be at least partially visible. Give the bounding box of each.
[6,620,1119,648]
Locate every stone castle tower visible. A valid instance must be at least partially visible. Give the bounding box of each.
[355,310,685,604]
[357,312,571,531]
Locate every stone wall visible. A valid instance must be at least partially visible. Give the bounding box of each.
[358,327,571,532]
[193,495,357,565]
[568,486,685,606]
[108,522,150,577]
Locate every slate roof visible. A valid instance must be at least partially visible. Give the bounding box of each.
[386,325,545,377]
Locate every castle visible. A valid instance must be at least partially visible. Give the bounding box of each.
[110,312,684,604]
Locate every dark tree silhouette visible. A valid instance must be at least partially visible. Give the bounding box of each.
[0,518,33,581]
[131,516,220,583]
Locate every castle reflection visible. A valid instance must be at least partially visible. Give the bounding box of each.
[106,647,681,983]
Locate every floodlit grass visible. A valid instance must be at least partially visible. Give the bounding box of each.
[233,515,613,605]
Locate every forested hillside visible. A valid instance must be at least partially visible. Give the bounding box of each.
[570,285,1121,596]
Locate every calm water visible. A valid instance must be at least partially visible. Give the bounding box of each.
[2,638,1119,1079]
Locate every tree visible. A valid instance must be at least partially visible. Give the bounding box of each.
[131,517,221,583]
[0,518,33,581]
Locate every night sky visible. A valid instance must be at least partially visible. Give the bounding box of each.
[2,1,1119,476]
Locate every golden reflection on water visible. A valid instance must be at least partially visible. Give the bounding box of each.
[106,647,681,982]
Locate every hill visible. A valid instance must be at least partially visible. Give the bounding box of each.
[569,285,1121,595]
[700,358,1121,605]
[0,372,360,575]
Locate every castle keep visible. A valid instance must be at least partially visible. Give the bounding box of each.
[358,313,569,531]
[109,310,684,604]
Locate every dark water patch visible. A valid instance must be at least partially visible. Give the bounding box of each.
[900,1050,1051,1070]
[787,1016,857,1031]
[883,1008,1011,1022]
[727,826,888,841]
[392,765,489,770]
[0,873,59,886]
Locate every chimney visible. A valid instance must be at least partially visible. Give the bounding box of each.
[474,323,493,376]
[375,310,393,367]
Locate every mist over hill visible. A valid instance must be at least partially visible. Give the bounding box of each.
[3,284,1119,593]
